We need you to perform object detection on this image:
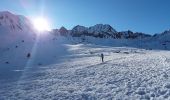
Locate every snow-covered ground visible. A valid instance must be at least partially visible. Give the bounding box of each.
[1,11,170,100]
[1,39,170,99]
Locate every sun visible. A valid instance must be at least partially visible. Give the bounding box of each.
[32,17,50,32]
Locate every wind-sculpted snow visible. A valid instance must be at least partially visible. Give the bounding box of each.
[1,43,170,100]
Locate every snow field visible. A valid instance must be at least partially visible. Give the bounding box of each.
[1,43,170,100]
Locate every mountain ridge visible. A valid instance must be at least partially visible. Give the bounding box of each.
[0,11,169,40]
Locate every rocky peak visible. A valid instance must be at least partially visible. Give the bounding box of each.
[59,26,68,36]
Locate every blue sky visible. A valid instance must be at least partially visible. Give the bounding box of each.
[0,0,170,34]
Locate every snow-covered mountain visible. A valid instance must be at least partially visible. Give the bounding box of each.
[153,30,170,41]
[0,11,36,48]
[55,24,151,39]
[0,11,33,32]
[0,11,170,49]
[0,11,169,41]
[88,24,117,38]
[1,11,170,100]
[59,26,68,36]
[71,25,88,37]
[117,30,151,39]
[71,24,117,38]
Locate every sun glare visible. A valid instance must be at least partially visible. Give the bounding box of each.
[32,17,50,32]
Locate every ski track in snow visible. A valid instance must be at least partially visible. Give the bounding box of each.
[1,44,170,100]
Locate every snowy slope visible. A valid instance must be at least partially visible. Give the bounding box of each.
[1,43,170,100]
[0,11,36,48]
[1,11,170,100]
[0,11,33,31]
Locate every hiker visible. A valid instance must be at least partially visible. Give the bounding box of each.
[101,53,104,62]
[27,53,31,58]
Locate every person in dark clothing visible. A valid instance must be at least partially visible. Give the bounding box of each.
[27,53,31,58]
[101,53,104,62]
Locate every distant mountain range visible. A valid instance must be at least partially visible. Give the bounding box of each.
[0,11,170,41]
[53,24,170,41]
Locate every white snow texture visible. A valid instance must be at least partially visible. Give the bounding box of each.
[0,11,170,100]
